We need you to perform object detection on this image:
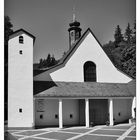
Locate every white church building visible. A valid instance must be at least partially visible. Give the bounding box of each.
[8,18,136,129]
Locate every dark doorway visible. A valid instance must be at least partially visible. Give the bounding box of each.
[84,61,96,82]
[79,99,85,125]
[89,99,108,126]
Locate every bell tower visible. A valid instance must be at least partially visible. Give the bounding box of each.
[8,29,35,128]
[68,10,82,49]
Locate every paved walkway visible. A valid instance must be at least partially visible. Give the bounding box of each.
[6,124,136,140]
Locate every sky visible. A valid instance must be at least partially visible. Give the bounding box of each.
[5,0,136,63]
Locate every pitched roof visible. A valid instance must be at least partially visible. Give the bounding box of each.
[9,28,36,43]
[34,80,136,98]
[34,28,133,79]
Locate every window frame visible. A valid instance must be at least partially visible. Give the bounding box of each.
[84,61,96,82]
[19,36,24,44]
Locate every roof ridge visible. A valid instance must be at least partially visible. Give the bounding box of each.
[9,28,36,43]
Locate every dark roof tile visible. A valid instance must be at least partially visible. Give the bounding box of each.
[34,81,136,98]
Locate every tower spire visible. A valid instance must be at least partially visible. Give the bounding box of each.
[72,0,76,22]
[72,3,76,22]
[68,0,82,49]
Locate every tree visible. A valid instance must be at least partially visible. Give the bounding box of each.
[133,21,136,35]
[121,45,136,78]
[121,22,136,78]
[132,21,136,44]
[46,53,51,67]
[103,22,136,78]
[114,25,123,47]
[4,16,14,121]
[38,54,58,69]
[102,41,116,64]
[4,16,13,45]
[50,54,57,67]
[124,23,133,44]
[38,58,43,68]
[4,16,13,64]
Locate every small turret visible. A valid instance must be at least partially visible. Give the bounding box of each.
[68,11,82,49]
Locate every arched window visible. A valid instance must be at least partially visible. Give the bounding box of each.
[84,61,96,82]
[19,36,24,44]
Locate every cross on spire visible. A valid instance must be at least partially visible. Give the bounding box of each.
[68,0,81,49]
[72,0,76,22]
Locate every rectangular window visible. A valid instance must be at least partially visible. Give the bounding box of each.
[19,50,23,54]
[40,114,43,119]
[55,114,58,119]
[70,114,73,119]
[19,108,22,113]
[19,36,24,44]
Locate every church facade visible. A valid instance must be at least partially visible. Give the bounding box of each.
[8,19,136,128]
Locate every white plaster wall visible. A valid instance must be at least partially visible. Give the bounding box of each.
[8,33,33,127]
[35,99,59,126]
[113,99,132,123]
[63,99,79,125]
[50,32,131,83]
[35,99,79,126]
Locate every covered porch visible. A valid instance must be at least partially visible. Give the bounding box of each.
[34,97,134,128]
[33,81,136,128]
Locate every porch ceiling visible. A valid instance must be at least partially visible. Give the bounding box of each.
[34,80,136,98]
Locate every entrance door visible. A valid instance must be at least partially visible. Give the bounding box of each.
[89,99,108,125]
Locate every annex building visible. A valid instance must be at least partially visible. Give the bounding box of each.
[8,18,136,129]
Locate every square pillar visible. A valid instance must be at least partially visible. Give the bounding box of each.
[59,99,63,128]
[132,97,136,119]
[109,98,114,126]
[33,98,35,128]
[85,98,89,127]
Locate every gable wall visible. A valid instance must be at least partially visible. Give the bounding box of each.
[50,33,131,83]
